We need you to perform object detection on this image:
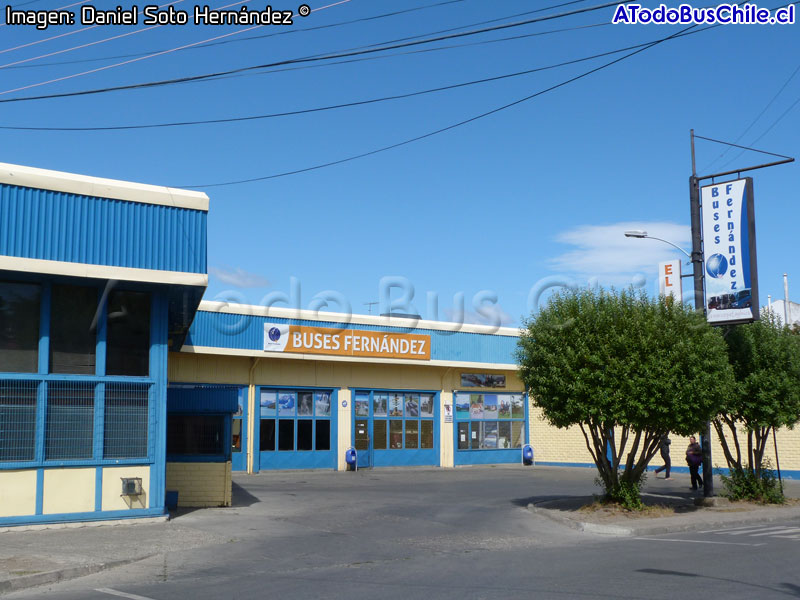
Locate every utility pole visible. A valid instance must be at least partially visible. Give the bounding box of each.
[688,129,714,498]
[688,130,794,498]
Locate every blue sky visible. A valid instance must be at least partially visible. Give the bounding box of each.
[2,0,798,326]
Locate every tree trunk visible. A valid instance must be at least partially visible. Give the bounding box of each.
[713,419,738,470]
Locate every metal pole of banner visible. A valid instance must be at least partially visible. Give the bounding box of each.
[689,129,714,498]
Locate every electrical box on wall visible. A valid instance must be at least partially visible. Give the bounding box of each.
[121,477,143,496]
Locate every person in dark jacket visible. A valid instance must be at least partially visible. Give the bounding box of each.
[654,434,671,479]
[686,436,704,490]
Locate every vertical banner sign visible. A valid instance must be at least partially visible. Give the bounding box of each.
[658,259,682,302]
[700,178,759,324]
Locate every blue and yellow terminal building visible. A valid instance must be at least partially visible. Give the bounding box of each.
[3,162,799,528]
[0,162,528,527]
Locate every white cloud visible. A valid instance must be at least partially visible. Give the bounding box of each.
[548,221,691,285]
[209,266,269,289]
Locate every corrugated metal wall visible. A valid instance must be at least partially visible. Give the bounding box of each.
[0,184,206,273]
[185,311,520,365]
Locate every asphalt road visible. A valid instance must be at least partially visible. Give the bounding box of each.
[7,466,800,600]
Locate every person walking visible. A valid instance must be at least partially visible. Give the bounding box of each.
[686,436,704,490]
[654,434,671,479]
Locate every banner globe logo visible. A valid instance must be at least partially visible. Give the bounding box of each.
[268,327,282,342]
[706,253,728,279]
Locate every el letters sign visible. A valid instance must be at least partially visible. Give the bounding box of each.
[263,323,431,360]
[658,259,682,302]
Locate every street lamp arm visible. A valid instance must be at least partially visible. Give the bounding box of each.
[642,236,692,259]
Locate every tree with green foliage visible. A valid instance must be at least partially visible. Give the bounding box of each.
[516,288,733,508]
[715,312,800,484]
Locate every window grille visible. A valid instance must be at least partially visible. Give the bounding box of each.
[46,381,95,460]
[104,382,150,459]
[0,380,38,461]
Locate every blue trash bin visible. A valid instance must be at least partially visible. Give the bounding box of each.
[522,444,534,466]
[345,447,358,471]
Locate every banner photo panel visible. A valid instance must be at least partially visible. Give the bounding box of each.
[700,177,759,324]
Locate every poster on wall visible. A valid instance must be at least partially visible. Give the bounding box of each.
[278,392,295,416]
[260,390,277,416]
[460,374,506,388]
[498,396,511,419]
[455,395,470,418]
[298,392,313,416]
[482,422,498,448]
[420,394,434,418]
[373,393,388,417]
[405,394,419,417]
[483,395,498,418]
[355,394,369,417]
[389,394,403,417]
[469,394,484,419]
[701,178,759,324]
[510,395,524,419]
[314,392,331,417]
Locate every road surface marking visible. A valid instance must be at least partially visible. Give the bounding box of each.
[633,538,766,547]
[698,524,788,533]
[95,588,157,600]
[748,527,800,537]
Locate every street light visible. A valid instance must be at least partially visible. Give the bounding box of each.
[624,230,713,498]
[624,230,692,260]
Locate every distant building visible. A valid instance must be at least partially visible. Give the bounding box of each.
[766,299,800,328]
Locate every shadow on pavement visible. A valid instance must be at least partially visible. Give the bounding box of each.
[232,481,260,507]
[517,492,701,514]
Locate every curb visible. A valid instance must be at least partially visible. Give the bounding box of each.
[527,500,800,537]
[0,555,156,595]
[0,515,169,534]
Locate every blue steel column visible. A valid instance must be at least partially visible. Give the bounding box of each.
[148,292,168,512]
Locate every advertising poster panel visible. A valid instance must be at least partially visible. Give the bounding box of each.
[701,178,759,324]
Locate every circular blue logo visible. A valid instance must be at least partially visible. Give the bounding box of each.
[706,253,728,278]
[268,327,281,342]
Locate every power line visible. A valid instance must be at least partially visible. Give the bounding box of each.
[0,27,711,132]
[0,1,181,59]
[693,135,794,160]
[0,0,554,71]
[0,1,628,103]
[0,0,89,29]
[0,1,191,70]
[177,22,703,189]
[701,58,800,172]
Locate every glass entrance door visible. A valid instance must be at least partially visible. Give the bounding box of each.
[353,390,438,467]
[354,419,371,468]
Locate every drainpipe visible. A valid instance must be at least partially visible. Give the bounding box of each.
[247,357,260,474]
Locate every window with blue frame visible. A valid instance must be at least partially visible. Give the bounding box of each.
[455,393,526,450]
[0,278,154,467]
[0,281,40,373]
[355,390,435,450]
[259,389,332,452]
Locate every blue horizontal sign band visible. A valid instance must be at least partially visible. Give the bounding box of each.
[0,184,206,274]
[186,311,519,365]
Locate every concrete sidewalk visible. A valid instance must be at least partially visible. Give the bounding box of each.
[2,466,800,595]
